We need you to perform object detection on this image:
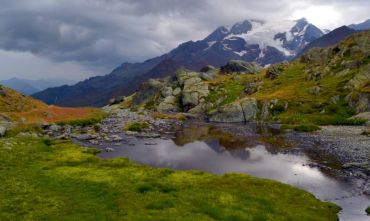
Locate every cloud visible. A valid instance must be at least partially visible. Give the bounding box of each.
[0,0,369,80]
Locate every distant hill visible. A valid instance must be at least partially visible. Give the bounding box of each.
[0,85,47,112]
[0,78,75,95]
[349,19,370,30]
[295,26,356,59]
[33,18,324,107]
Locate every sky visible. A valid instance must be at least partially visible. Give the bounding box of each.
[0,0,369,81]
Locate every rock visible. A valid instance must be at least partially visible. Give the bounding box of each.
[161,87,173,97]
[73,134,97,140]
[244,79,262,95]
[208,102,245,123]
[144,142,157,145]
[306,71,322,81]
[49,124,62,132]
[132,79,165,105]
[157,96,180,112]
[0,86,6,96]
[341,60,362,69]
[351,112,370,126]
[330,95,340,104]
[200,65,217,73]
[181,71,209,111]
[260,99,279,120]
[105,147,115,152]
[220,60,262,74]
[265,64,284,79]
[308,86,321,95]
[240,98,258,121]
[172,87,182,96]
[200,72,216,81]
[0,126,6,137]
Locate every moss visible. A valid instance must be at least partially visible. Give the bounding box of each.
[125,122,149,132]
[0,137,340,220]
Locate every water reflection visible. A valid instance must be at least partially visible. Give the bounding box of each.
[93,122,369,221]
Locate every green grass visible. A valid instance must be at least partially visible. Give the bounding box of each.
[0,137,340,221]
[125,122,150,132]
[5,124,43,137]
[366,206,370,215]
[56,111,106,127]
[281,124,321,132]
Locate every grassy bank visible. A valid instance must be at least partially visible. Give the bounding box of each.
[0,137,340,221]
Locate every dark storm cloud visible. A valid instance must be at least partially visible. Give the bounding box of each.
[0,0,369,79]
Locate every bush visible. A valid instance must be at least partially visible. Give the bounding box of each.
[366,206,370,215]
[125,122,149,132]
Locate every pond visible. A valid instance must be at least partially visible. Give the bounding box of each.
[79,121,370,221]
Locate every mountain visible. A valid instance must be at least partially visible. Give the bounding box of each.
[34,18,323,107]
[296,26,356,58]
[122,30,370,124]
[349,19,370,30]
[0,78,75,95]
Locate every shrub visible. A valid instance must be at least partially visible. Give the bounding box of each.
[366,206,370,215]
[125,122,149,132]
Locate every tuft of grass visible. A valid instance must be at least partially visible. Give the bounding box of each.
[0,137,340,221]
[366,206,370,215]
[125,122,149,132]
[281,124,320,132]
[5,124,43,137]
[152,112,186,120]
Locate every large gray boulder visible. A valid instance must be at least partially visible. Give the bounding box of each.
[157,96,180,112]
[179,71,209,111]
[208,102,245,123]
[133,79,165,105]
[240,98,258,121]
[220,60,262,74]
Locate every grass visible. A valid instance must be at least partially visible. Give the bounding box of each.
[0,137,340,221]
[281,124,320,132]
[125,122,149,132]
[152,112,186,120]
[366,206,370,215]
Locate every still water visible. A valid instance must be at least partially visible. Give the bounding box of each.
[84,122,369,221]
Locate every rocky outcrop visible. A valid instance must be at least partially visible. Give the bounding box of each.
[178,70,209,111]
[220,60,262,74]
[157,96,180,112]
[208,98,258,123]
[132,79,165,106]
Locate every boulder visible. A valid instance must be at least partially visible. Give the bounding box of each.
[220,60,262,74]
[157,96,180,112]
[161,87,173,97]
[0,126,6,137]
[265,64,284,79]
[133,79,165,105]
[208,102,245,123]
[181,72,209,111]
[240,98,258,121]
[200,65,217,73]
[172,87,182,96]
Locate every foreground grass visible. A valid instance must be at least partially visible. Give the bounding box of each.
[0,137,340,221]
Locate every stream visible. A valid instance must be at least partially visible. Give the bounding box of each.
[75,121,369,221]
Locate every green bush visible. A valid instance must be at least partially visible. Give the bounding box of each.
[125,122,149,132]
[366,206,370,215]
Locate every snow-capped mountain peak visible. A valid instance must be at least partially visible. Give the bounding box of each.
[203,18,324,65]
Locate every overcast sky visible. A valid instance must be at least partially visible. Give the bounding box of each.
[0,0,369,81]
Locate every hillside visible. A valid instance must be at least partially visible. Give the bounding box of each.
[0,85,104,128]
[0,85,47,112]
[33,18,323,107]
[0,78,74,95]
[123,31,370,126]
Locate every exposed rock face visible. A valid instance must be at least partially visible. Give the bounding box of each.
[200,65,217,73]
[220,60,262,74]
[0,126,6,137]
[208,102,245,123]
[240,98,258,121]
[133,79,165,105]
[208,98,258,123]
[178,70,209,111]
[157,96,180,112]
